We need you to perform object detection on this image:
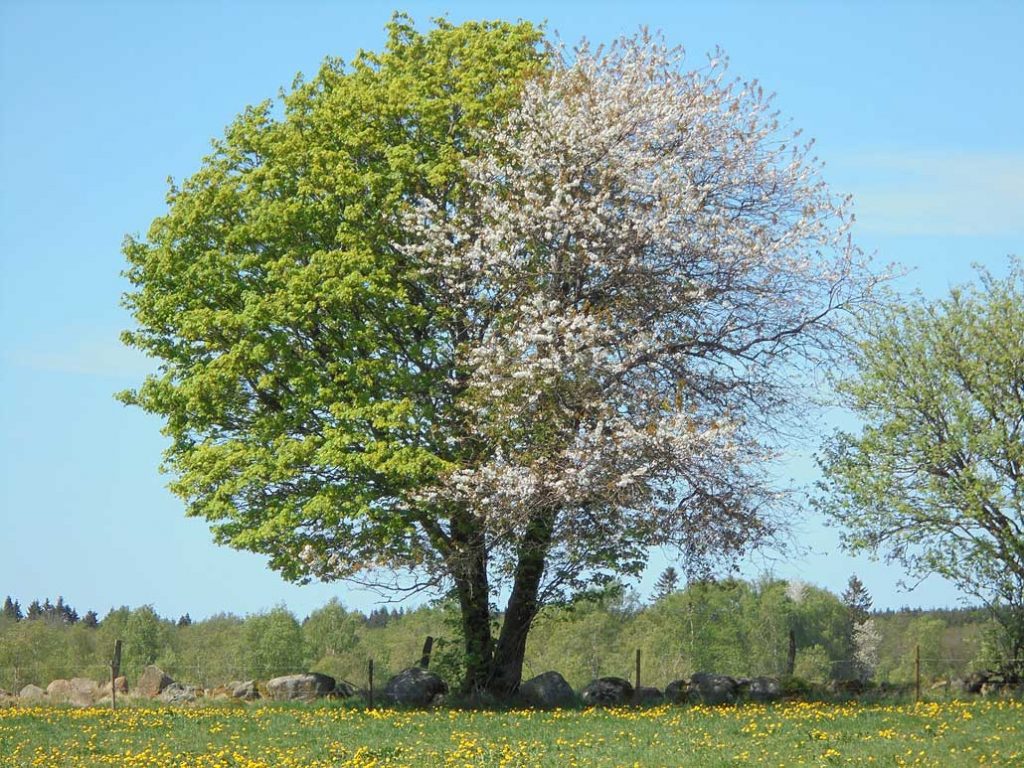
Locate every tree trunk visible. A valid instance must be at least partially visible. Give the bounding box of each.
[487,512,555,697]
[450,512,495,696]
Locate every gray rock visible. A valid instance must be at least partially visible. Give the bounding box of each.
[688,673,738,705]
[519,671,577,709]
[157,682,197,705]
[580,676,634,706]
[634,686,664,705]
[962,671,989,694]
[748,676,782,703]
[45,678,97,706]
[46,679,73,702]
[98,676,129,698]
[664,679,687,703]
[382,667,448,707]
[137,665,174,698]
[333,680,358,698]
[825,678,866,696]
[231,680,260,701]
[19,684,45,701]
[266,673,336,702]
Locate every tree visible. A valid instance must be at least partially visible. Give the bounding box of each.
[2,596,22,621]
[652,567,680,602]
[244,606,304,680]
[25,600,42,620]
[81,610,99,629]
[177,613,193,627]
[123,606,164,679]
[818,262,1024,679]
[302,598,359,665]
[121,19,875,696]
[842,575,872,624]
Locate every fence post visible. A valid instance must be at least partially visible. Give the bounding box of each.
[419,636,434,669]
[110,639,122,712]
[367,658,374,709]
[915,644,921,703]
[786,630,796,677]
[635,649,641,693]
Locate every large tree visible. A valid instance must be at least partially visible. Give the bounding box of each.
[818,262,1024,679]
[122,20,874,696]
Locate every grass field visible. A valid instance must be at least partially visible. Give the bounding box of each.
[1,699,1021,767]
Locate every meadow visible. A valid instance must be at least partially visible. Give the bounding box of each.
[1,699,1021,768]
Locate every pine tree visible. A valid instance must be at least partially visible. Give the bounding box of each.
[2,596,22,621]
[653,567,681,602]
[82,610,99,628]
[25,599,43,620]
[842,575,873,623]
[177,613,193,627]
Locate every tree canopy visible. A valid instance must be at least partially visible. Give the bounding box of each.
[818,261,1024,677]
[121,17,876,695]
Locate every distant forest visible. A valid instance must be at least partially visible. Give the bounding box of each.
[0,576,995,694]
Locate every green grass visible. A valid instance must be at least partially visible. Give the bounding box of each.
[1,698,1021,767]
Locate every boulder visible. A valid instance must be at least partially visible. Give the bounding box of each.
[137,666,174,698]
[634,686,664,705]
[266,673,337,702]
[382,667,448,707]
[664,679,687,703]
[688,673,739,705]
[231,680,260,701]
[825,678,866,697]
[333,680,358,698]
[19,684,45,701]
[962,671,989,694]
[519,671,577,709]
[46,679,73,702]
[69,677,99,707]
[748,676,783,703]
[98,676,129,698]
[580,676,634,706]
[157,682,197,705]
[46,678,97,706]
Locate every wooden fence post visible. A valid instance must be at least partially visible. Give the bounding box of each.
[110,639,122,712]
[419,636,434,669]
[786,629,796,677]
[635,649,641,693]
[915,644,921,703]
[367,658,375,709]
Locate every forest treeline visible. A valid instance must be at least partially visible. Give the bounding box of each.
[0,578,995,694]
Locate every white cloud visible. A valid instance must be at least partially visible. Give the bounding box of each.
[831,151,1024,237]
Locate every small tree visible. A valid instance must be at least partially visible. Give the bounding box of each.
[652,567,680,602]
[244,607,304,680]
[842,575,872,624]
[819,262,1024,680]
[1,596,22,621]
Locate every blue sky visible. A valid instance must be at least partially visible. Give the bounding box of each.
[1,0,1021,621]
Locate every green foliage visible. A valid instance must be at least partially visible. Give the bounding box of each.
[819,262,1024,676]
[122,606,167,681]
[243,606,304,680]
[302,598,360,668]
[119,15,545,584]
[793,645,833,682]
[0,582,997,693]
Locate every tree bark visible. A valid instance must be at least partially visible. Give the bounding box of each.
[449,511,495,696]
[487,511,555,696]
